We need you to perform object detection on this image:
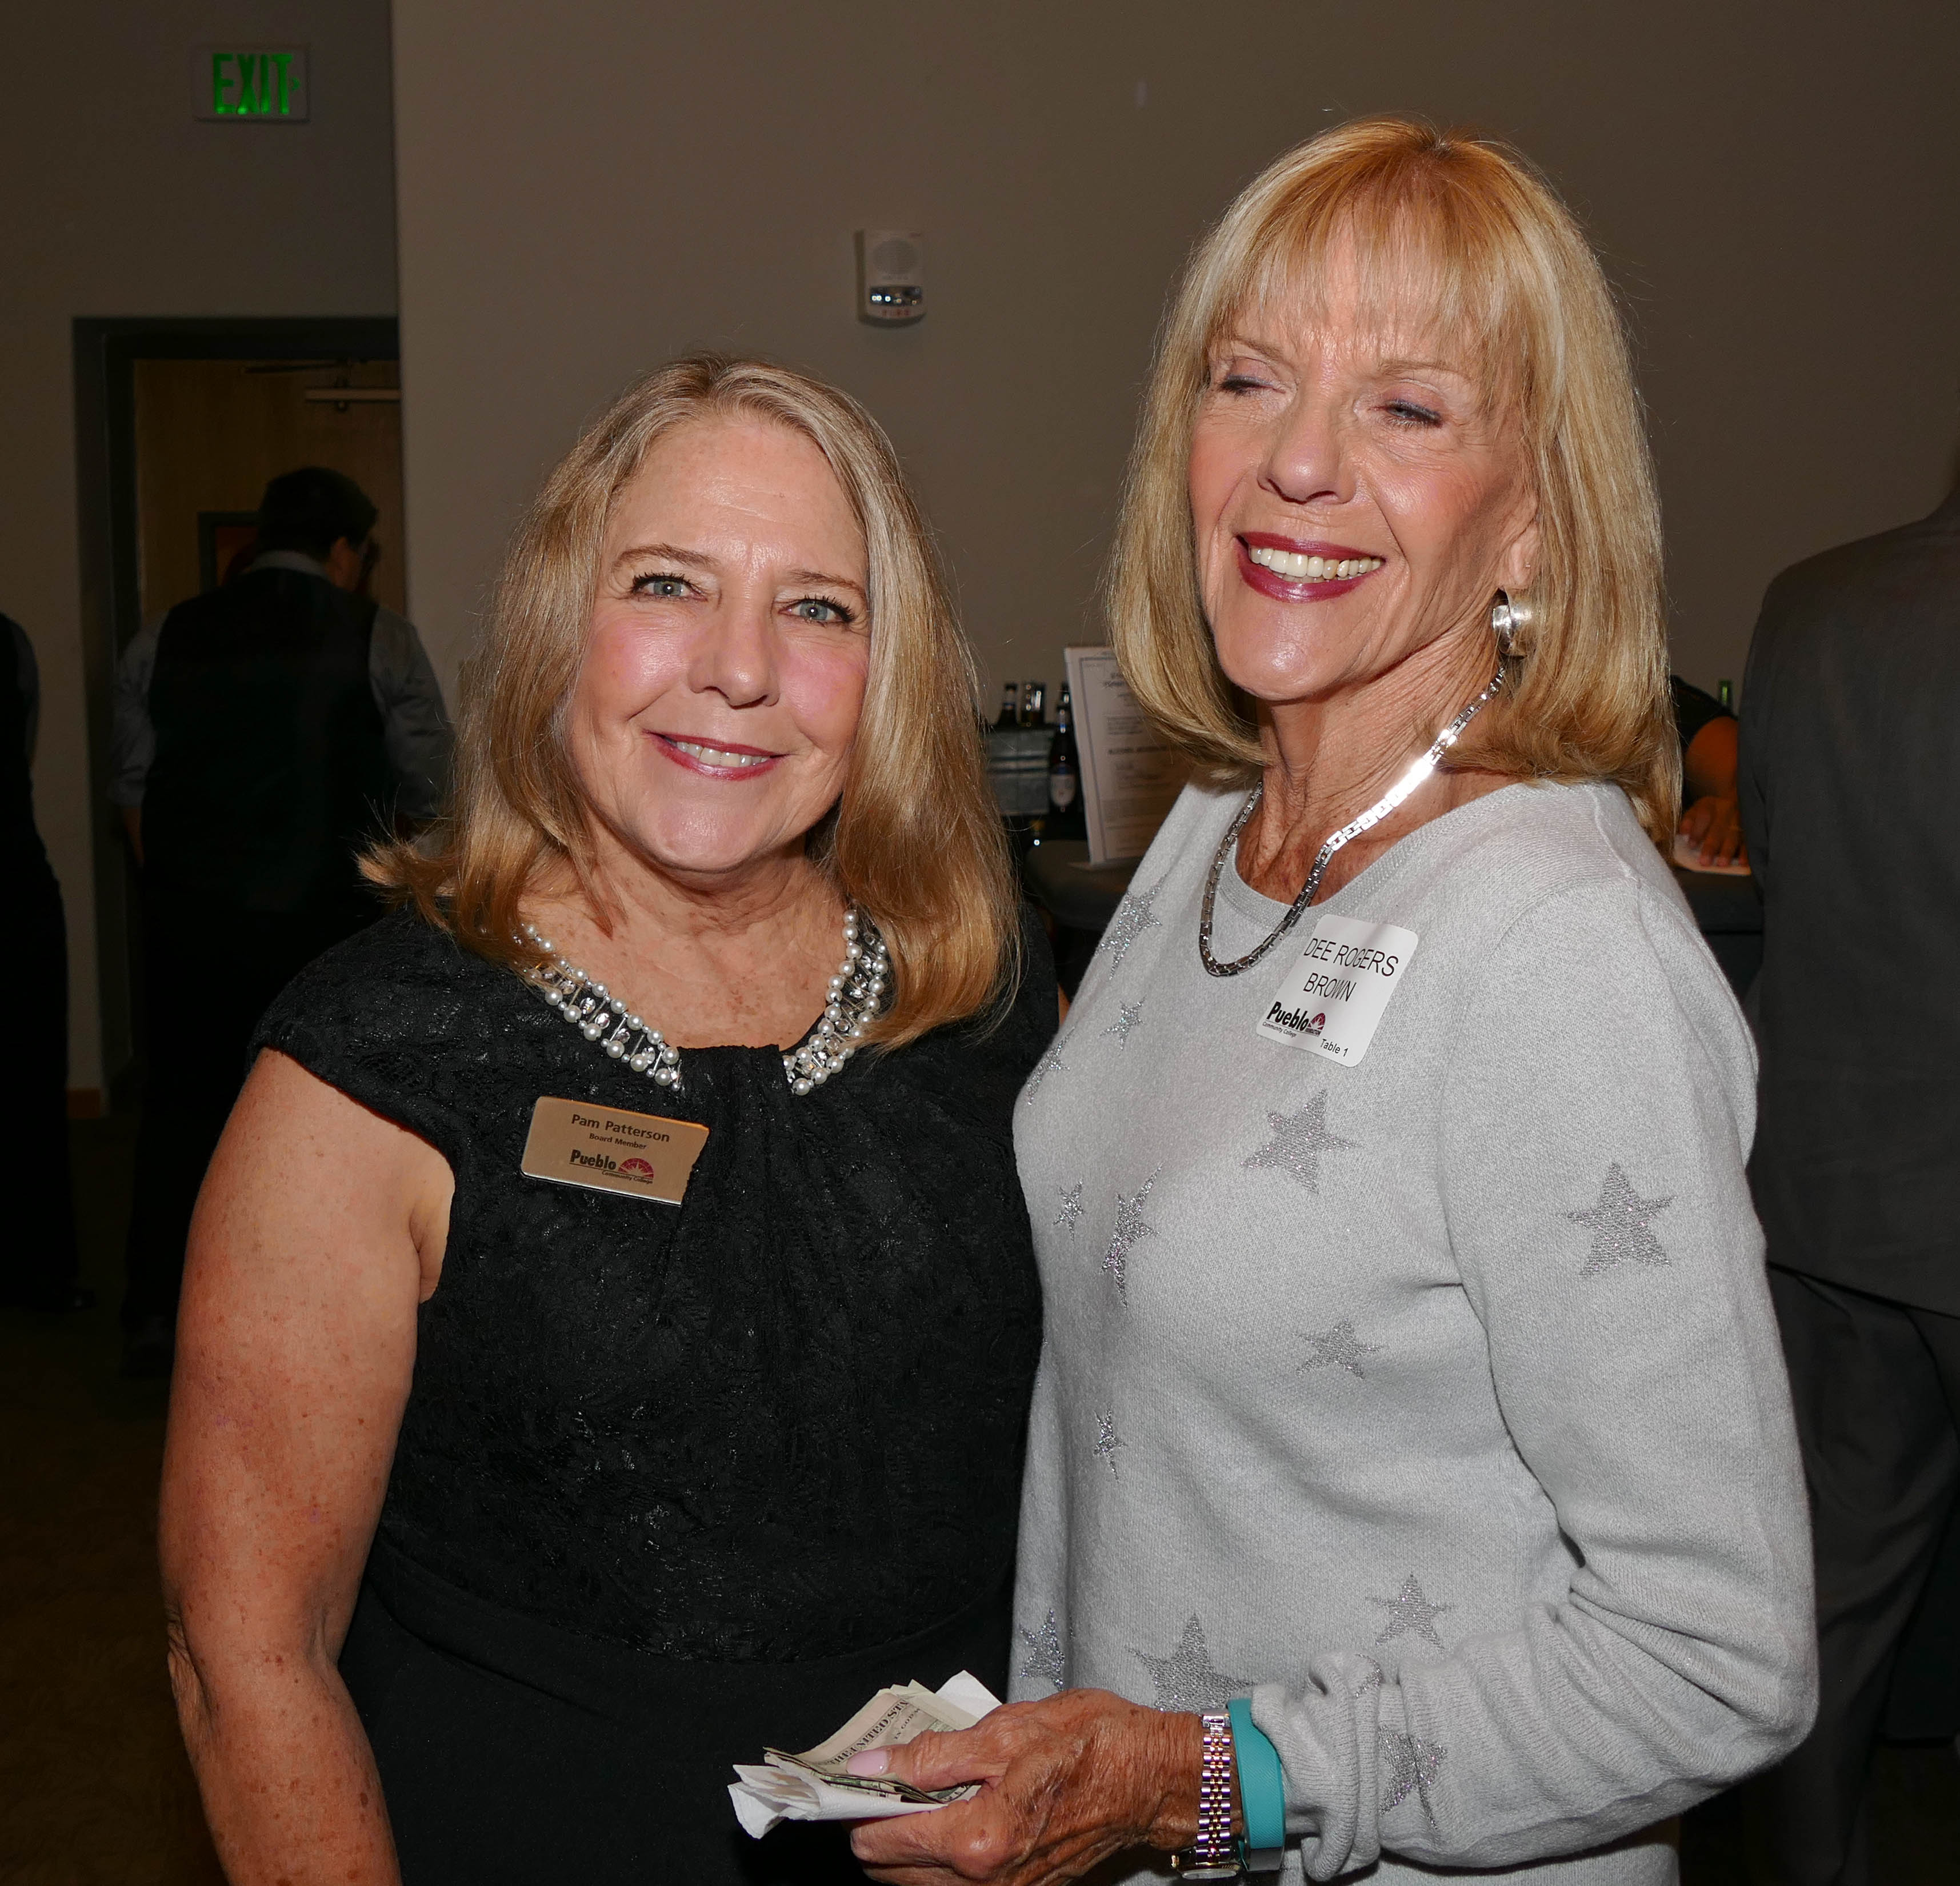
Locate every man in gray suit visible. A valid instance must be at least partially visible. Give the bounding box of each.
[1739,488,1960,1886]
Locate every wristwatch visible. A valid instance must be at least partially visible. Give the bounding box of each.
[1169,1711,1245,1881]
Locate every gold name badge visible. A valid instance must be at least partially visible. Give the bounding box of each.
[519,1096,709,1206]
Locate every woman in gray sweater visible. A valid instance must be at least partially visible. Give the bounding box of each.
[850,117,1815,1886]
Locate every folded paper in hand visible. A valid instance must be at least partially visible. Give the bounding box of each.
[729,1670,1002,1839]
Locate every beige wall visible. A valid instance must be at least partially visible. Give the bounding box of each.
[393,0,1960,725]
[20,5,1958,1084]
[1,1,398,1091]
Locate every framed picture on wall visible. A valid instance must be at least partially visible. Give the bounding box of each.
[197,510,259,592]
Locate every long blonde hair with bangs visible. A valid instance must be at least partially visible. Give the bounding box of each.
[1110,115,1679,841]
[368,353,1018,1047]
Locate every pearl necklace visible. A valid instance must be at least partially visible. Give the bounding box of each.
[518,910,890,1097]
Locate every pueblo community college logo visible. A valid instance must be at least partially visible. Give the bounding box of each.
[1301,1012,1326,1037]
[620,1156,655,1180]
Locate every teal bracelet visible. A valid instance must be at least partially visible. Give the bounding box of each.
[1227,1697,1285,1869]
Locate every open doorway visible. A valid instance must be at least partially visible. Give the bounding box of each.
[130,358,406,623]
[73,317,402,1107]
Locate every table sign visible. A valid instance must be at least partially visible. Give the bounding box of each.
[1063,646,1190,864]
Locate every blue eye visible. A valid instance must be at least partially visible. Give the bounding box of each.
[1386,400,1442,426]
[791,597,856,626]
[631,572,690,598]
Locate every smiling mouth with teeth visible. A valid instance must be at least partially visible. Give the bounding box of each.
[657,734,778,772]
[1245,544,1385,582]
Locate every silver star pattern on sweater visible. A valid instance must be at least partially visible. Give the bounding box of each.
[1103,1000,1145,1046]
[1566,1163,1674,1277]
[1054,1183,1085,1234]
[1103,1169,1160,1295]
[1303,1319,1383,1380]
[1018,1610,1067,1691]
[1099,879,1165,972]
[1371,1573,1454,1650]
[1354,1656,1386,1696]
[1133,1616,1251,1712]
[1243,1094,1354,1192]
[1093,1412,1125,1475]
[1378,1728,1446,1816]
[1022,1043,1069,1103]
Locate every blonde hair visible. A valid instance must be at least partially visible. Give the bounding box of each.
[1110,115,1679,840]
[369,353,1018,1046]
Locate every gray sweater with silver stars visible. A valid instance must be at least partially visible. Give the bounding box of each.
[1009,778,1816,1886]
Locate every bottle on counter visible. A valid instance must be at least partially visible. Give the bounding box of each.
[994,680,1020,728]
[1047,686,1085,838]
[1021,680,1046,726]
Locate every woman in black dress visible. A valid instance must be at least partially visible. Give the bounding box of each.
[158,355,1054,1885]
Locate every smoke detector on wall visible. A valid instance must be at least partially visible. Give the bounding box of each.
[857,230,926,326]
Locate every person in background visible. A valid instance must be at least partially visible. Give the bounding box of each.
[1738,487,1960,1886]
[111,468,451,1375]
[1671,674,1745,867]
[0,615,86,1312]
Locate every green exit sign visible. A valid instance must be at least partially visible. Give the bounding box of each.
[193,45,309,121]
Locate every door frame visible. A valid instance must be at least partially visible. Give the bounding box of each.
[71,316,401,1105]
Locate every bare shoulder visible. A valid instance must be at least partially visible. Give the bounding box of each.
[171,1047,450,1445]
[161,1050,452,1651]
[200,1047,454,1305]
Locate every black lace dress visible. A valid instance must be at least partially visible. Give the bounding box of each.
[251,908,1053,1885]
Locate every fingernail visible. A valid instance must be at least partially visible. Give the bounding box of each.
[846,1749,891,1776]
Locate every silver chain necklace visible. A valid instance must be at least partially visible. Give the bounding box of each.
[518,908,890,1096]
[1197,667,1505,978]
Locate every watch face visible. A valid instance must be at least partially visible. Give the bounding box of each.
[1172,1865,1243,1883]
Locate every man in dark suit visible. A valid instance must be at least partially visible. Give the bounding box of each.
[112,468,450,1374]
[1739,487,1960,1886]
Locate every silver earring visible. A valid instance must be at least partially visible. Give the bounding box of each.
[1490,589,1535,657]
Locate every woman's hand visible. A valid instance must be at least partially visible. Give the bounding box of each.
[1678,792,1747,867]
[848,1690,1202,1886]
[1679,714,1746,867]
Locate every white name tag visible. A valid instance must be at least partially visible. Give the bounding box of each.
[519,1096,709,1206]
[1257,914,1418,1067]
